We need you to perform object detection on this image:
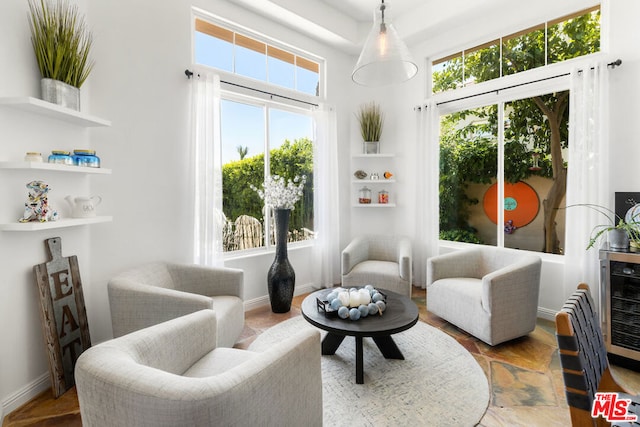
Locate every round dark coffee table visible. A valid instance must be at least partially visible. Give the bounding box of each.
[301,288,419,384]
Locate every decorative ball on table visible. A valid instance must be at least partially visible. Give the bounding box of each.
[322,286,386,320]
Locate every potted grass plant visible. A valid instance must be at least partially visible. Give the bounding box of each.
[28,0,94,111]
[355,102,384,154]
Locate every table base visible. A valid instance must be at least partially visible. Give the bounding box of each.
[322,333,405,384]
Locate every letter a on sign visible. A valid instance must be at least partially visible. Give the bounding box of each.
[33,237,91,398]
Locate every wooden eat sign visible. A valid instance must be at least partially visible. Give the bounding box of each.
[33,237,91,398]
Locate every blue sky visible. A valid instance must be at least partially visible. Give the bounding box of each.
[195,31,317,165]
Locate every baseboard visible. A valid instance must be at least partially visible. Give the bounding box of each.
[243,282,318,312]
[2,372,50,421]
[537,306,557,322]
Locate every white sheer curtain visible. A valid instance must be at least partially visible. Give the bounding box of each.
[190,71,224,267]
[563,62,610,298]
[414,101,441,287]
[312,105,341,287]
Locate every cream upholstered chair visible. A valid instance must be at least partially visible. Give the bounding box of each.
[341,234,412,297]
[75,310,322,427]
[108,262,244,348]
[427,246,541,346]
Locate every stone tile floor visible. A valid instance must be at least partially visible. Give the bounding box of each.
[4,286,640,426]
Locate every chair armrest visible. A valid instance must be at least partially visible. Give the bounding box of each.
[342,237,369,275]
[481,256,541,314]
[426,249,483,286]
[108,279,214,337]
[397,237,412,282]
[169,263,244,299]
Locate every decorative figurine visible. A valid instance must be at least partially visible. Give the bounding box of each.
[383,171,393,179]
[504,219,517,234]
[354,170,367,179]
[19,180,58,223]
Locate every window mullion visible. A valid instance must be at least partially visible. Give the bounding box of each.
[264,105,272,249]
[497,102,505,248]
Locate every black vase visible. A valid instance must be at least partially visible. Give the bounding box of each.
[268,208,296,313]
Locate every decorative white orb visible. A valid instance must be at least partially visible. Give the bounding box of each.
[358,288,371,305]
[349,290,361,307]
[338,291,350,307]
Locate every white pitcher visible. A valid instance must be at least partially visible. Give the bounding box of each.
[65,195,102,218]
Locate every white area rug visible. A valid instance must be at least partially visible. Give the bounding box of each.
[249,316,489,427]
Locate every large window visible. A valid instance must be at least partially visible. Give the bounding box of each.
[432,6,600,93]
[194,18,321,97]
[434,5,600,254]
[220,96,314,253]
[439,92,569,254]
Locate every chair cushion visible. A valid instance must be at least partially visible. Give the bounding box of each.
[211,296,245,348]
[427,278,491,343]
[182,347,257,378]
[343,260,409,295]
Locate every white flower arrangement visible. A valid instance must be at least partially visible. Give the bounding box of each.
[251,175,307,210]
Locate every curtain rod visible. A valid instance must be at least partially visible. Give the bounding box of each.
[420,59,622,109]
[184,69,319,107]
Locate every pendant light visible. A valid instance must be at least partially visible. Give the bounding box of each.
[352,0,418,86]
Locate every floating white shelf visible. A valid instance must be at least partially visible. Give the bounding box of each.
[352,179,395,184]
[352,204,396,208]
[0,97,111,127]
[0,161,111,174]
[0,216,113,231]
[352,153,394,158]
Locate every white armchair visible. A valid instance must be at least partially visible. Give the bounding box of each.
[75,310,322,427]
[108,262,244,348]
[427,246,541,346]
[342,235,412,297]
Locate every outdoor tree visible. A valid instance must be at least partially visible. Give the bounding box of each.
[433,9,599,253]
[222,137,314,234]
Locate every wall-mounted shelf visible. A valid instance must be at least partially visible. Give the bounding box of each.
[0,161,111,174]
[352,204,396,208]
[0,216,113,231]
[352,179,395,184]
[0,97,111,127]
[352,153,394,159]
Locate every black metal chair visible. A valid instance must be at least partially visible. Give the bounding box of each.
[556,283,640,426]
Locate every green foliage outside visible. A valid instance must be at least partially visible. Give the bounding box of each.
[434,9,599,252]
[222,138,314,233]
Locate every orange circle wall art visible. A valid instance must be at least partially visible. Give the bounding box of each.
[483,182,540,227]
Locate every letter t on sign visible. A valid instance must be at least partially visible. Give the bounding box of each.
[33,237,91,398]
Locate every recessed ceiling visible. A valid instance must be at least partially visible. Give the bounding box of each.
[233,0,600,56]
[318,0,427,22]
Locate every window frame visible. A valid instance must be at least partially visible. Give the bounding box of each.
[219,90,316,259]
[435,62,578,257]
[191,8,325,103]
[429,4,602,97]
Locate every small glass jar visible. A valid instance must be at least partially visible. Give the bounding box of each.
[358,186,372,204]
[72,149,101,168]
[48,150,73,165]
[24,152,43,162]
[378,190,389,204]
